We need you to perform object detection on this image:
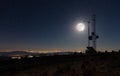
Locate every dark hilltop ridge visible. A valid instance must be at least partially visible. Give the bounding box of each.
[0,50,120,76]
[0,51,30,56]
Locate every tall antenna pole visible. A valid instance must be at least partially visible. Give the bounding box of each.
[88,21,90,47]
[86,14,99,54]
[92,14,97,50]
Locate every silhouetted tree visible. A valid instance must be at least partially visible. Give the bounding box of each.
[105,50,108,53]
[118,50,120,53]
[112,50,115,53]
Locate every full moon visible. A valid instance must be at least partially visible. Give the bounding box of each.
[76,23,85,32]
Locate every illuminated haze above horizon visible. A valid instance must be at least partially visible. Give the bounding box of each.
[0,0,120,52]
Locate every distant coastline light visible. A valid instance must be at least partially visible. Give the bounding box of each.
[76,23,85,32]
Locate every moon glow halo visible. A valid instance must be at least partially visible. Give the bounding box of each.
[76,23,85,32]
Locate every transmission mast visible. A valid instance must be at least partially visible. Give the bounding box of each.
[86,14,99,54]
[92,14,98,50]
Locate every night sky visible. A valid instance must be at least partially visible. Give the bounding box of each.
[0,0,120,52]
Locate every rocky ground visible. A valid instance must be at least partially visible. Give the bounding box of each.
[0,52,120,76]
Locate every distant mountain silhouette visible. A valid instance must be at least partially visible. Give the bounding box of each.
[0,51,75,57]
[0,51,33,56]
